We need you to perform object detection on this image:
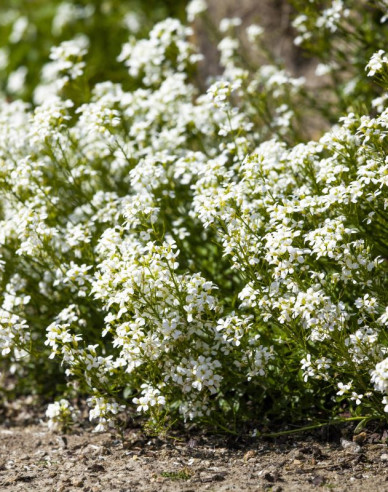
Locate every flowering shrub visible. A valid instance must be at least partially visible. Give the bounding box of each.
[1,0,388,433]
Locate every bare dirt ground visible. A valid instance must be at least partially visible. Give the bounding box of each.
[1,419,388,492]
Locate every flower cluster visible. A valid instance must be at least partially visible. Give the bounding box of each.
[34,36,89,103]
[46,399,79,432]
[118,18,203,86]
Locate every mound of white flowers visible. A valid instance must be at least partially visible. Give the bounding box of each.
[2,0,388,432]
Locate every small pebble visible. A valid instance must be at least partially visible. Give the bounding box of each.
[340,438,361,454]
[287,448,304,460]
[72,478,84,487]
[243,450,256,461]
[57,436,68,449]
[353,432,366,445]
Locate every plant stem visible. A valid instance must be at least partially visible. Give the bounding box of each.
[258,416,369,438]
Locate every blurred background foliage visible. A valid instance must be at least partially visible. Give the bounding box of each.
[1,0,387,115]
[0,0,188,101]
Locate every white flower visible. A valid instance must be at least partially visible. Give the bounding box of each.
[371,358,388,393]
[219,18,242,33]
[383,396,388,412]
[187,0,207,23]
[337,382,352,396]
[87,396,125,432]
[246,24,264,43]
[133,384,166,413]
[46,399,78,431]
[315,63,331,77]
[9,17,29,44]
[7,66,27,94]
[366,50,388,77]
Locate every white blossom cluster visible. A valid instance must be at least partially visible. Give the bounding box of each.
[186,0,207,23]
[34,36,89,104]
[1,1,388,431]
[289,0,388,121]
[366,50,388,77]
[117,18,202,86]
[293,1,350,46]
[87,396,125,432]
[46,398,79,431]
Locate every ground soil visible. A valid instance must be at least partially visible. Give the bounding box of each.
[1,420,388,492]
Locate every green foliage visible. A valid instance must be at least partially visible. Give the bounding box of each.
[160,470,192,481]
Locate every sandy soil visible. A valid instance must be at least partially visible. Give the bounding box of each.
[1,422,388,492]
